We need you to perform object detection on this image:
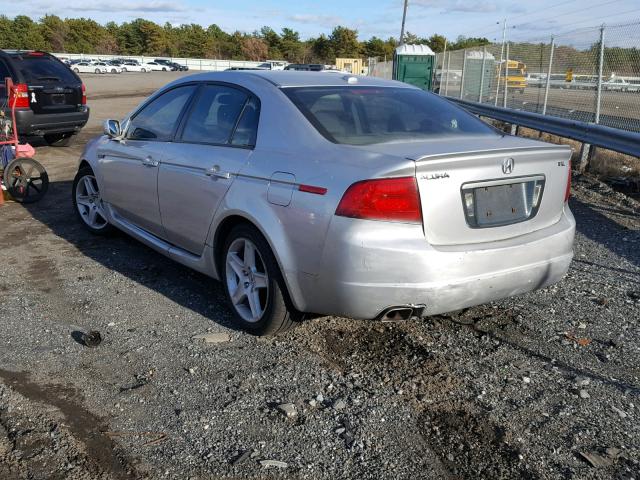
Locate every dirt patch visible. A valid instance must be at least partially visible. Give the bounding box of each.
[419,406,538,479]
[0,369,138,479]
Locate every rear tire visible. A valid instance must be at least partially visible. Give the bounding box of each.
[73,67,80,73]
[44,133,73,147]
[72,166,113,235]
[222,225,300,335]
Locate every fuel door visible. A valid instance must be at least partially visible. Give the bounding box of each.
[267,172,296,207]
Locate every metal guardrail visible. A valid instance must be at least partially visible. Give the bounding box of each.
[447,96,640,159]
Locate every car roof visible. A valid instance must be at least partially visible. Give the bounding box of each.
[175,70,415,89]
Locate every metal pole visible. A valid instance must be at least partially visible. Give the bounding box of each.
[542,36,555,115]
[399,0,409,46]
[495,18,507,106]
[444,51,451,96]
[459,49,467,99]
[440,40,447,93]
[479,46,487,102]
[580,24,606,173]
[595,24,605,124]
[503,41,509,108]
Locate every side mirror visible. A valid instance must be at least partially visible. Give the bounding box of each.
[103,119,121,138]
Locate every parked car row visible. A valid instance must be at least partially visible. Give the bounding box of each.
[63,58,189,74]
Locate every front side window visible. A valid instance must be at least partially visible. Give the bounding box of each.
[127,85,196,141]
[180,85,248,145]
[283,86,498,145]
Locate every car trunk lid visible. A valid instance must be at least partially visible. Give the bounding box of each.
[353,136,572,245]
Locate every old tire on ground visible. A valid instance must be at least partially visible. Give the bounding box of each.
[72,166,114,235]
[3,157,49,203]
[222,224,299,335]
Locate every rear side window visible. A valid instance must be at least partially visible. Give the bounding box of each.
[127,85,196,141]
[283,86,497,145]
[12,56,78,84]
[231,97,260,147]
[180,85,248,145]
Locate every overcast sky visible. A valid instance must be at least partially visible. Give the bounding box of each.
[2,0,640,42]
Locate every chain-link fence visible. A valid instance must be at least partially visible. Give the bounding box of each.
[433,21,640,133]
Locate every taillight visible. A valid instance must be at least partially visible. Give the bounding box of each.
[564,160,571,203]
[81,84,87,105]
[10,83,29,108]
[335,176,422,223]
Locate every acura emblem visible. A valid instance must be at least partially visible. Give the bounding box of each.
[502,157,514,174]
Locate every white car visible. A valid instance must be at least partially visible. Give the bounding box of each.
[143,61,169,71]
[603,77,639,92]
[71,62,107,74]
[121,62,150,73]
[94,62,123,74]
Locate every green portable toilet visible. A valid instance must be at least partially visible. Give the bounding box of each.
[393,44,435,90]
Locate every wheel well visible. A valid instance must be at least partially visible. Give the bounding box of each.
[78,159,91,171]
[213,216,255,273]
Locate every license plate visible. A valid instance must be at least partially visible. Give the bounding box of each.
[462,176,545,228]
[50,94,65,104]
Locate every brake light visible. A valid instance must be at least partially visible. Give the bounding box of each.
[81,84,87,105]
[9,83,29,108]
[335,177,422,223]
[564,160,571,203]
[28,51,45,56]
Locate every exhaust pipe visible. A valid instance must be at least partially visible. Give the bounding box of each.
[378,305,426,322]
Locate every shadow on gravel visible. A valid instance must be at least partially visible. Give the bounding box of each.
[445,309,640,395]
[570,196,639,268]
[20,179,241,332]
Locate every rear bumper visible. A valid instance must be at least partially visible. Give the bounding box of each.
[15,107,90,136]
[299,208,575,319]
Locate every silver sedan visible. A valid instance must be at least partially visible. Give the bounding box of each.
[73,71,575,335]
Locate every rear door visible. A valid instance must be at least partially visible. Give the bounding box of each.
[10,53,82,114]
[158,84,259,254]
[98,84,197,238]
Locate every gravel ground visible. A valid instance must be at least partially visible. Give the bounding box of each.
[0,75,638,479]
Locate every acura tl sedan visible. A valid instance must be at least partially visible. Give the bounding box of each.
[73,71,575,335]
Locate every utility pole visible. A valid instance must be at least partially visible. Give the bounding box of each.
[494,17,507,106]
[399,0,409,45]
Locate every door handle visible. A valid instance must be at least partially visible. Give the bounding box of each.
[142,156,159,168]
[205,165,231,179]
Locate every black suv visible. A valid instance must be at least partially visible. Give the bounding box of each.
[154,59,189,71]
[0,50,89,146]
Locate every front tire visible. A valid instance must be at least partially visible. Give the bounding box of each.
[141,68,146,72]
[222,225,299,335]
[95,68,100,74]
[73,67,80,73]
[72,166,113,235]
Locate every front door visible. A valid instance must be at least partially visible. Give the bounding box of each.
[97,84,197,237]
[158,85,260,254]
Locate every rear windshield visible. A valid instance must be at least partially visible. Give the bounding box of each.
[283,86,497,145]
[12,56,78,84]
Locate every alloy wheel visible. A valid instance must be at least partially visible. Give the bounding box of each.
[225,238,269,323]
[75,174,108,229]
